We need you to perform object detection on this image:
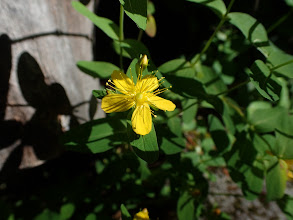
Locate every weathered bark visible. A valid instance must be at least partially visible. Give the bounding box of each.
[0,0,102,171]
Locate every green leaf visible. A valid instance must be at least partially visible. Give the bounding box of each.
[85,213,96,220]
[120,204,132,220]
[285,0,293,7]
[252,133,273,155]
[225,132,264,200]
[247,103,287,133]
[127,113,159,163]
[265,157,287,201]
[278,78,291,109]
[61,116,127,154]
[72,1,119,40]
[277,195,293,220]
[92,90,107,99]
[113,39,150,59]
[34,209,60,220]
[60,203,75,220]
[165,75,206,99]
[177,191,196,220]
[247,60,281,101]
[158,58,187,74]
[267,51,293,78]
[126,58,139,83]
[228,12,271,57]
[197,65,227,95]
[187,0,227,17]
[120,0,147,30]
[166,75,224,113]
[159,114,185,155]
[182,99,198,131]
[274,115,293,159]
[77,61,119,79]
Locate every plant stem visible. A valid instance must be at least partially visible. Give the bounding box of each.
[270,58,293,71]
[119,4,125,70]
[191,0,236,67]
[137,29,143,42]
[168,100,199,119]
[216,79,250,96]
[267,8,293,34]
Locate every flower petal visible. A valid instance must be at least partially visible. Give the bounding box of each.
[111,70,135,94]
[136,74,159,93]
[101,94,134,113]
[131,103,152,135]
[147,94,176,111]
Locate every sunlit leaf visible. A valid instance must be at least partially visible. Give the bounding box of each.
[187,0,227,17]
[265,157,287,201]
[274,115,293,159]
[177,191,196,220]
[228,12,271,57]
[267,51,293,78]
[127,113,159,163]
[113,39,150,59]
[119,0,147,30]
[77,61,119,79]
[72,1,119,40]
[247,103,287,133]
[158,58,187,74]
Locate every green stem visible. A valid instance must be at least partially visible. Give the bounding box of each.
[270,58,293,71]
[216,79,250,96]
[168,100,199,119]
[119,4,125,70]
[222,97,245,120]
[137,29,143,42]
[191,0,236,67]
[267,8,293,34]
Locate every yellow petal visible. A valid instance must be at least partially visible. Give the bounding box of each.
[136,74,159,93]
[133,208,149,220]
[147,94,176,111]
[101,94,134,113]
[131,103,152,135]
[111,70,135,94]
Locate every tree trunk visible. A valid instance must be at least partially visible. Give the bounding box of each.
[0,0,102,172]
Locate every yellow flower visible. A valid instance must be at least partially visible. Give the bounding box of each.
[101,69,176,135]
[133,208,149,220]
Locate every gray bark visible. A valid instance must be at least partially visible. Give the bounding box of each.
[0,0,102,171]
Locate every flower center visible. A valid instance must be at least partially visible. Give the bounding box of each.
[135,92,146,105]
